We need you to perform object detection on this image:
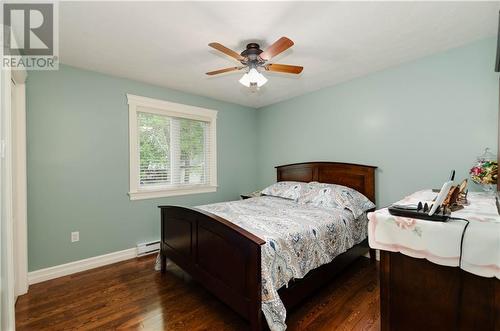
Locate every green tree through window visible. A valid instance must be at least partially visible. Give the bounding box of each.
[179,118,206,184]
[138,113,207,186]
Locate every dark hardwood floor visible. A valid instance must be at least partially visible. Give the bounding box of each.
[16,255,380,330]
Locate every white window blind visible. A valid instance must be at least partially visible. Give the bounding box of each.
[138,111,210,188]
[128,94,217,200]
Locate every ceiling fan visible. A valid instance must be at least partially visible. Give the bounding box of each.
[206,36,303,88]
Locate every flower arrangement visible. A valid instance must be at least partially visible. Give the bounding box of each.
[470,161,497,185]
[469,148,497,191]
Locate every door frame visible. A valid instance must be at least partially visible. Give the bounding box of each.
[11,68,28,297]
[1,30,28,331]
[1,61,16,331]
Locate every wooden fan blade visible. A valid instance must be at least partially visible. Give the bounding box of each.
[266,63,303,74]
[208,42,244,61]
[206,67,242,75]
[260,37,294,61]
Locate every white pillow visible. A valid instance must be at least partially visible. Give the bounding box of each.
[261,181,312,201]
[299,183,375,218]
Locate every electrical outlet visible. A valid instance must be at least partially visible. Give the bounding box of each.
[71,231,79,243]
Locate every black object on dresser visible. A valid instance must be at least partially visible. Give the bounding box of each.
[388,203,450,222]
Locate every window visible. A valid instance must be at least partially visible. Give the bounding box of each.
[127,94,217,200]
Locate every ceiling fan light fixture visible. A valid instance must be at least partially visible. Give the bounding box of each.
[207,37,302,87]
[239,68,267,88]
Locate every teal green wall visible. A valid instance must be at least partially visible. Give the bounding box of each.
[256,38,498,207]
[27,65,258,271]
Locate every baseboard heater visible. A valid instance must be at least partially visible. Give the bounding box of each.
[137,240,160,256]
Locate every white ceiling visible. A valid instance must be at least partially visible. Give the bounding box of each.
[59,1,500,108]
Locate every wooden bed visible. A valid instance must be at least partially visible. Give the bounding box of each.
[159,162,376,330]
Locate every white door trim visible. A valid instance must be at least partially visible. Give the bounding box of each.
[1,32,28,331]
[12,79,28,296]
[7,34,28,298]
[1,66,16,331]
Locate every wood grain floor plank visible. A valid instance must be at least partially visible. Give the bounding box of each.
[16,255,380,330]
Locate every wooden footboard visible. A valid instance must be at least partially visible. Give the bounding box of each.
[159,206,266,330]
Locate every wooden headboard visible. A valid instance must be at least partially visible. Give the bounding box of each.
[276,162,377,203]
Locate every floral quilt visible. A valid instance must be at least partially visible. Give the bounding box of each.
[197,196,368,331]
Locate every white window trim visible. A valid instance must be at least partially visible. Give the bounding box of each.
[127,94,218,200]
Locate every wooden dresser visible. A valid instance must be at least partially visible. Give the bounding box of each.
[380,251,500,330]
[368,190,500,331]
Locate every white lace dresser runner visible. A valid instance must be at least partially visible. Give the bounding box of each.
[368,190,500,279]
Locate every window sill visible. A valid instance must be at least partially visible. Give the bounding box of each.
[128,186,217,200]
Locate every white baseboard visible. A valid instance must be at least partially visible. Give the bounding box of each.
[28,247,138,285]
